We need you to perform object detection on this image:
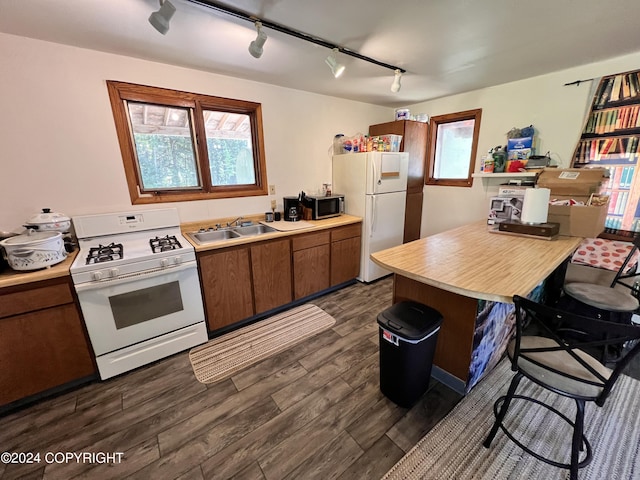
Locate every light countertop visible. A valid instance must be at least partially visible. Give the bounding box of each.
[0,215,363,288]
[0,252,77,289]
[371,221,583,303]
[181,214,362,252]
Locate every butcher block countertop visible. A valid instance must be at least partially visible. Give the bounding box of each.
[371,221,583,304]
[181,214,362,252]
[0,251,78,289]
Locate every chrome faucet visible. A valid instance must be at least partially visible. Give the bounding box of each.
[226,216,243,228]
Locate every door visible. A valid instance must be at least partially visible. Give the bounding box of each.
[361,190,407,282]
[366,152,409,195]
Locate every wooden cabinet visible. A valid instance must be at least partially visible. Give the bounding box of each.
[198,222,360,334]
[251,239,293,314]
[292,231,330,299]
[330,224,362,286]
[369,120,428,242]
[199,246,254,331]
[0,277,96,408]
[572,69,640,234]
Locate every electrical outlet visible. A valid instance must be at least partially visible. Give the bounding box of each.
[269,184,276,195]
[271,200,276,210]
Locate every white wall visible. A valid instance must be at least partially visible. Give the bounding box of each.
[409,51,640,237]
[0,33,391,231]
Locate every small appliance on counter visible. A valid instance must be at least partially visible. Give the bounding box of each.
[283,196,302,221]
[302,194,344,220]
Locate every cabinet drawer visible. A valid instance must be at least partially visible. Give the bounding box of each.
[331,224,361,242]
[0,279,74,319]
[292,231,330,251]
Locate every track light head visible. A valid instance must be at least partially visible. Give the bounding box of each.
[248,21,267,58]
[325,48,345,78]
[149,0,176,35]
[391,69,402,93]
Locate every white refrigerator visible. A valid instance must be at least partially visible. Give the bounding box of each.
[332,151,409,282]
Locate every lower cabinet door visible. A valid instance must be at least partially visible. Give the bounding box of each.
[331,236,361,286]
[0,304,95,406]
[293,244,330,299]
[199,246,254,331]
[251,239,293,314]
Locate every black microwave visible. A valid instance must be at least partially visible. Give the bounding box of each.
[303,194,345,220]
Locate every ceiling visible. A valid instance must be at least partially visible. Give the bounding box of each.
[1,0,640,107]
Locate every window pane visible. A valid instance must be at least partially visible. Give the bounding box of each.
[127,102,200,190]
[203,110,256,186]
[434,119,475,179]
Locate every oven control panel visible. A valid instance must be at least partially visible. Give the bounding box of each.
[119,214,144,226]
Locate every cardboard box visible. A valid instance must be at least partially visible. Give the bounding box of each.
[546,204,608,237]
[537,168,608,237]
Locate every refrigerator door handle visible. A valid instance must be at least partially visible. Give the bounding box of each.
[370,195,376,237]
[372,155,381,187]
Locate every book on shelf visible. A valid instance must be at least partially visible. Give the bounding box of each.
[610,75,622,102]
[596,72,640,107]
[623,74,631,99]
[608,190,619,214]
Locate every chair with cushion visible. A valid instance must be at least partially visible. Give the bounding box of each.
[483,295,640,480]
[562,236,640,324]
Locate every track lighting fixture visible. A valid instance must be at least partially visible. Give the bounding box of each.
[325,49,345,78]
[391,69,402,93]
[149,0,176,35]
[177,1,406,89]
[248,21,267,58]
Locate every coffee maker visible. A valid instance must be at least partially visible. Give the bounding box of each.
[283,196,301,221]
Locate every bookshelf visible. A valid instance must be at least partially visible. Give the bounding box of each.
[572,69,640,234]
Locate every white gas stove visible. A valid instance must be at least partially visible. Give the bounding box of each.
[70,208,207,380]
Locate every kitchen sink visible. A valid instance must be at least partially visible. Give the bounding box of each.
[188,229,241,244]
[232,224,277,236]
[187,223,277,245]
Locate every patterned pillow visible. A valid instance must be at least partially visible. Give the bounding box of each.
[571,238,639,273]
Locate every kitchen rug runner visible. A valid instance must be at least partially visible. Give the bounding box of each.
[383,359,640,480]
[189,304,335,384]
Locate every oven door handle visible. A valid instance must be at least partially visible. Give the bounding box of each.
[74,261,197,292]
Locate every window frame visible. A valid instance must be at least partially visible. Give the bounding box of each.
[425,108,482,187]
[106,80,268,204]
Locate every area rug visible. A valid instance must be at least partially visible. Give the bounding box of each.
[382,359,640,480]
[189,304,335,384]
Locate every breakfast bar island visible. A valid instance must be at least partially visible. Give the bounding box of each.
[371,221,583,393]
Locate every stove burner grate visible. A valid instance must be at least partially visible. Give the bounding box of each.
[150,235,182,253]
[86,243,124,265]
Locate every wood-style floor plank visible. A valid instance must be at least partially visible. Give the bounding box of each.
[0,277,473,480]
[199,377,354,480]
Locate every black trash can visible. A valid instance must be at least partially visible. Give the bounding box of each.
[377,301,443,407]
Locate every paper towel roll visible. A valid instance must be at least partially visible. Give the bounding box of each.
[521,188,550,224]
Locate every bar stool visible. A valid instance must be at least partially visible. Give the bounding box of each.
[562,236,640,324]
[484,295,640,480]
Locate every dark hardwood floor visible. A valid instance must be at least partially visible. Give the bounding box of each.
[0,277,463,480]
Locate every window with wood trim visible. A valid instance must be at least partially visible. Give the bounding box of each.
[426,108,482,187]
[106,81,268,204]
